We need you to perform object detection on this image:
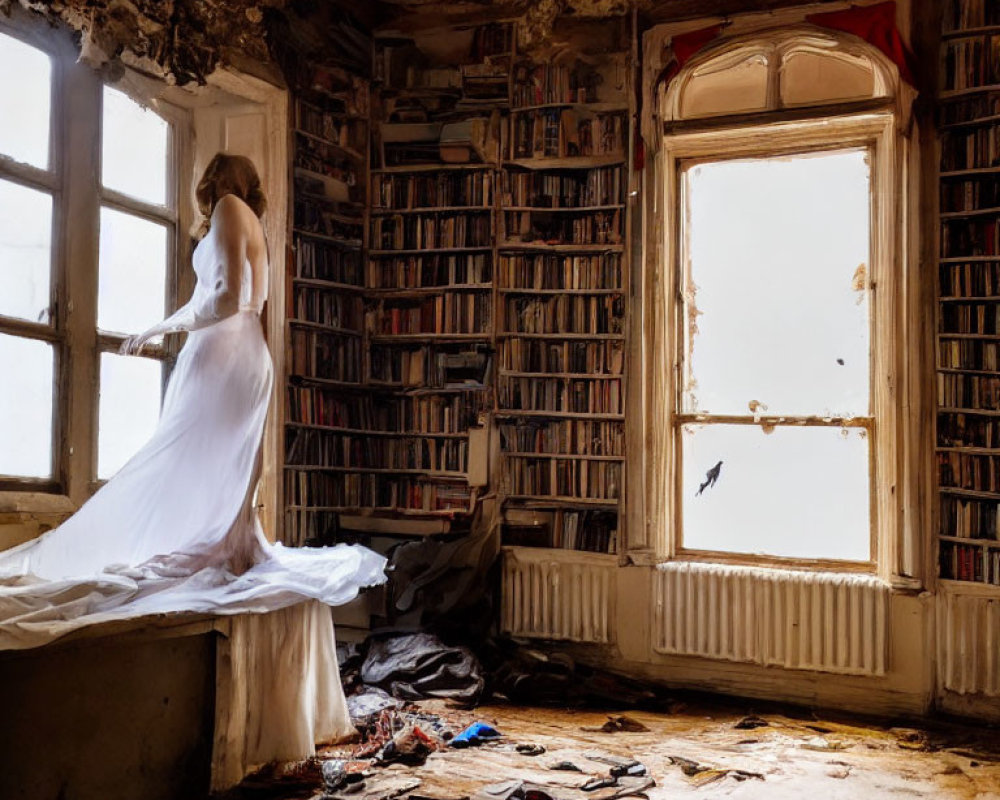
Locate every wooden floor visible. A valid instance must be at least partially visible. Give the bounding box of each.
[231,696,1000,799]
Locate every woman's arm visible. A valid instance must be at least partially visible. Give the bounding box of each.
[120,195,249,355]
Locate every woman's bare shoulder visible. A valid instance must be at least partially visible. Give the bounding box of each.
[212,193,254,224]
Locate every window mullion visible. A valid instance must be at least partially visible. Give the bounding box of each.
[0,315,61,343]
[58,58,103,505]
[0,157,58,193]
[99,186,176,226]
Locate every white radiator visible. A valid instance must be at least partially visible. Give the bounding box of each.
[501,550,615,643]
[653,562,889,676]
[937,588,1000,696]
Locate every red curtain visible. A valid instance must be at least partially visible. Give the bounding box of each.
[806,2,915,84]
[661,24,725,87]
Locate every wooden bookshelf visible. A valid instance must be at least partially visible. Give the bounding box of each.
[302,24,515,532]
[284,19,634,551]
[283,81,371,546]
[495,33,632,556]
[937,0,1000,585]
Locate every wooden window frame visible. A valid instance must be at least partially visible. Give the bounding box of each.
[646,105,912,581]
[0,11,189,506]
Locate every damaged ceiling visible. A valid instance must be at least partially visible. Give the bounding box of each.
[1,0,372,86]
[1,0,850,87]
[4,0,279,84]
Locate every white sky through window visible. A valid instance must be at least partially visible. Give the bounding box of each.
[683,149,871,417]
[97,206,167,335]
[680,148,872,561]
[101,87,168,206]
[0,334,53,478]
[0,179,51,323]
[98,352,162,479]
[0,32,50,169]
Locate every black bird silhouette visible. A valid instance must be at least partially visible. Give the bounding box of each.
[697,460,723,496]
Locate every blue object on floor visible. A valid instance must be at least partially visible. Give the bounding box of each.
[450,721,503,747]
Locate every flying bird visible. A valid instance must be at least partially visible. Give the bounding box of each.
[697,460,723,496]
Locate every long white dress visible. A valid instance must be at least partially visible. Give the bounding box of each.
[0,195,387,649]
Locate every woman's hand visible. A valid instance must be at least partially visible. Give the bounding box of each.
[119,334,149,356]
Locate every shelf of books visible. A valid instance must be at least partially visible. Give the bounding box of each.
[307,24,515,537]
[283,68,371,546]
[497,39,630,556]
[937,0,1000,584]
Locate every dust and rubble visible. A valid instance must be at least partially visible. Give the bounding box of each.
[216,633,1000,800]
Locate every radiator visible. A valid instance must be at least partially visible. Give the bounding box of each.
[653,562,889,676]
[501,550,615,644]
[937,588,1000,696]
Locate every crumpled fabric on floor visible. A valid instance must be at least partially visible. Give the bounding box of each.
[361,632,485,702]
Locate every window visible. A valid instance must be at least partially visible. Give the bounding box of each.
[0,20,183,494]
[678,148,873,561]
[0,31,57,482]
[96,87,174,479]
[647,27,909,571]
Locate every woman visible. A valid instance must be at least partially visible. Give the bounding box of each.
[0,153,386,645]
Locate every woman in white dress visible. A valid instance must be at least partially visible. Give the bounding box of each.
[0,153,386,647]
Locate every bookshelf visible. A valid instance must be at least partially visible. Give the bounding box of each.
[937,0,1000,584]
[496,37,631,556]
[283,71,370,546]
[318,24,515,534]
[281,19,633,552]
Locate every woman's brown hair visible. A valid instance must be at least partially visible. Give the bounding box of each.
[195,153,267,220]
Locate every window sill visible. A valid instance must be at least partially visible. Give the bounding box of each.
[0,491,75,516]
[669,549,876,575]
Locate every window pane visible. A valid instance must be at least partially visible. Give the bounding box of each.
[0,32,50,169]
[681,423,870,561]
[780,51,876,107]
[102,87,169,206]
[98,352,162,479]
[0,334,53,478]
[683,149,871,417]
[0,179,51,323]
[680,52,769,119]
[98,207,167,334]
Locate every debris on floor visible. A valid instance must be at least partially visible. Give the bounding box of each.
[452,722,504,748]
[488,646,659,709]
[360,633,484,703]
[733,714,769,730]
[666,755,765,786]
[580,715,649,734]
[222,635,1000,800]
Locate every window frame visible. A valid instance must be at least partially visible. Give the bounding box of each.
[0,18,72,494]
[650,106,905,578]
[93,86,183,486]
[0,11,189,501]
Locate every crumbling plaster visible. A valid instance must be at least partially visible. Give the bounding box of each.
[1,0,286,84]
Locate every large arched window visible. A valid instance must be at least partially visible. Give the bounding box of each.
[645,26,914,578]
